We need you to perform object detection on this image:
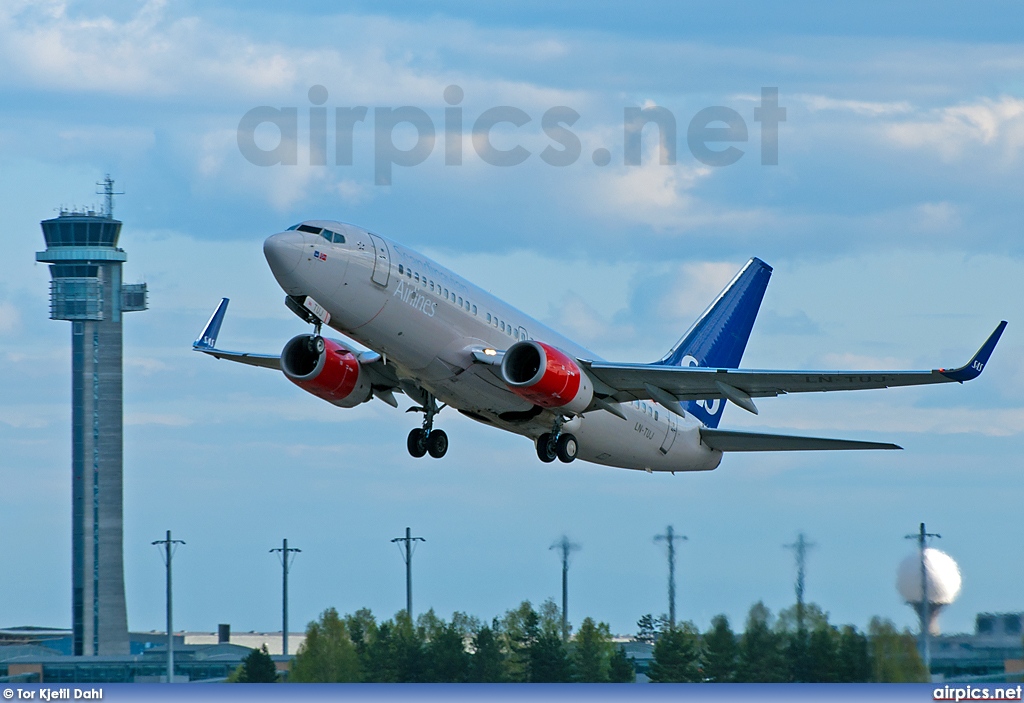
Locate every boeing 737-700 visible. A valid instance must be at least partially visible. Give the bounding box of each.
[194,220,1005,473]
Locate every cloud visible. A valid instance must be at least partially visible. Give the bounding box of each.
[0,301,20,333]
[800,95,914,117]
[883,96,1024,163]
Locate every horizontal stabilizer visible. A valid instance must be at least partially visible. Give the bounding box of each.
[700,428,901,452]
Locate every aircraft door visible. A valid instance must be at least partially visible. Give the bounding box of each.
[659,413,678,455]
[368,233,391,287]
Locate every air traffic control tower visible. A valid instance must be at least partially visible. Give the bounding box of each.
[36,177,147,656]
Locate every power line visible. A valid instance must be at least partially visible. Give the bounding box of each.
[151,530,185,683]
[270,538,301,657]
[784,532,816,634]
[391,527,425,618]
[654,525,688,628]
[905,522,941,672]
[549,536,581,641]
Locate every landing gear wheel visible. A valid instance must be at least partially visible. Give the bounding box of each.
[536,433,557,463]
[556,433,578,463]
[407,428,427,458]
[427,429,449,458]
[307,335,325,354]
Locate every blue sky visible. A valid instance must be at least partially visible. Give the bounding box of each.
[1,0,1022,639]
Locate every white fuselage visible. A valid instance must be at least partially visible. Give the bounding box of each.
[265,221,722,473]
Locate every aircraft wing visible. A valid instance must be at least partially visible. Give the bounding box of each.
[191,298,402,395]
[192,298,282,369]
[581,321,1006,415]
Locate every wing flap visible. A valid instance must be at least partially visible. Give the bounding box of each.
[700,428,901,452]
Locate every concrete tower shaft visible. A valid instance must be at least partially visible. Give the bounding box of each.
[36,195,147,657]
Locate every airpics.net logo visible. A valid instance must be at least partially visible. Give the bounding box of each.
[236,85,786,185]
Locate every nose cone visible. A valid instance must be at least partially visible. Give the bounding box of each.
[264,231,305,282]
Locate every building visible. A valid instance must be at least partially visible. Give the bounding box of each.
[932,613,1024,681]
[0,627,299,683]
[34,178,147,656]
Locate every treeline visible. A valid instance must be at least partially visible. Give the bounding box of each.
[233,598,927,683]
[640,602,927,683]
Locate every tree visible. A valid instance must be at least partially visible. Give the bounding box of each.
[501,601,540,682]
[288,608,361,682]
[806,624,839,682]
[868,617,928,682]
[647,623,703,683]
[424,620,470,682]
[532,627,572,682]
[572,617,615,682]
[608,646,636,683]
[469,624,506,682]
[703,615,738,683]
[344,608,377,677]
[836,625,871,682]
[635,614,657,645]
[736,602,787,682]
[237,644,278,682]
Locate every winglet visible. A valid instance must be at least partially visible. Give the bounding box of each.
[938,321,1007,382]
[194,298,230,350]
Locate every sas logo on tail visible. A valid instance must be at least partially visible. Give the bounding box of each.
[313,250,327,261]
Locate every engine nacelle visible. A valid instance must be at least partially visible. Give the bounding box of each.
[280,334,372,408]
[501,341,593,414]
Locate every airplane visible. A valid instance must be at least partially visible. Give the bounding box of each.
[193,219,1006,473]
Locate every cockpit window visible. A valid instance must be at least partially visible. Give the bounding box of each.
[331,232,345,244]
[296,224,323,235]
[287,224,300,230]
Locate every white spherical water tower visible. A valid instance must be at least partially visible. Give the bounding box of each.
[897,547,963,634]
[898,523,962,672]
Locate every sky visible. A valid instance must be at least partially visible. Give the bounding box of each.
[1,0,1022,640]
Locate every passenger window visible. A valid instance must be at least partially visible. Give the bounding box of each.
[655,410,659,420]
[407,270,412,278]
[429,281,434,291]
[465,300,470,311]
[486,313,491,323]
[500,321,505,331]
[444,288,449,298]
[458,296,463,306]
[398,264,404,274]
[472,305,477,315]
[415,273,420,282]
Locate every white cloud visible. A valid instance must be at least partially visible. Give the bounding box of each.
[0,301,20,333]
[801,95,913,116]
[884,96,1024,162]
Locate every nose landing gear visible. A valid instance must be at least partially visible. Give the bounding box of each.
[406,392,449,459]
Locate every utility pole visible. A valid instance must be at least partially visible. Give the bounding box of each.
[152,531,185,683]
[654,526,687,628]
[270,539,301,656]
[391,527,425,618]
[905,522,941,673]
[784,532,816,634]
[549,536,581,641]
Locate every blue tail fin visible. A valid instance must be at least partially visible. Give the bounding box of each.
[656,258,772,427]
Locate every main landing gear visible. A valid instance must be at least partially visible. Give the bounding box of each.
[536,416,578,464]
[406,392,448,459]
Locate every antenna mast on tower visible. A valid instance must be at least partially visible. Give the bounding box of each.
[96,175,124,218]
